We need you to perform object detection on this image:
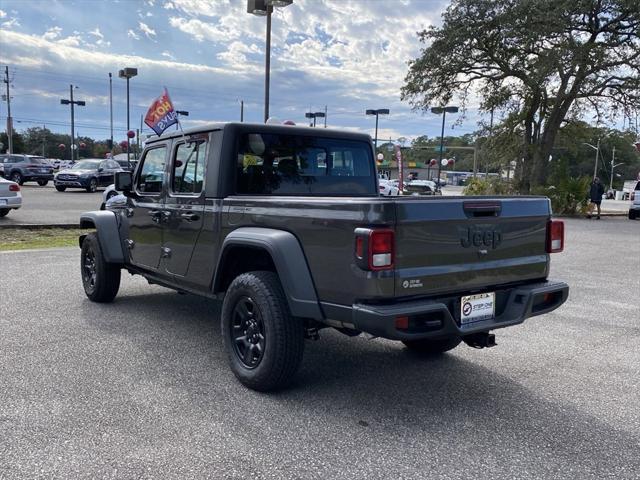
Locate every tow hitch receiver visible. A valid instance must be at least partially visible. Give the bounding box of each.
[463,332,497,349]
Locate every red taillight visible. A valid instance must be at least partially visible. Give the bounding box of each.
[546,220,564,253]
[354,228,394,271]
[9,184,20,192]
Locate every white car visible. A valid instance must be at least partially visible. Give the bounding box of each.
[100,183,126,210]
[0,177,22,217]
[628,180,640,220]
[379,179,400,196]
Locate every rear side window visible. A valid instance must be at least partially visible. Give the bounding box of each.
[137,146,166,194]
[236,133,376,196]
[172,140,207,194]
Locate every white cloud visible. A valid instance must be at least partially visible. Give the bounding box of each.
[0,9,6,18]
[161,50,175,60]
[88,27,104,40]
[138,21,156,39]
[42,26,62,40]
[2,17,20,28]
[127,29,140,40]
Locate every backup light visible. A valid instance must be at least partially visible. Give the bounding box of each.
[546,220,564,253]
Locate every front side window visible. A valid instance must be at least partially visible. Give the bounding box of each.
[137,146,166,194]
[172,140,207,194]
[236,133,375,196]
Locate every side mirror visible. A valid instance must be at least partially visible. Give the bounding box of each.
[97,167,104,172]
[115,171,133,193]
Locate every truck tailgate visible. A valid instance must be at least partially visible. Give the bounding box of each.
[394,196,550,297]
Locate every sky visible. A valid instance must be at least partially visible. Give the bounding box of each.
[0,0,489,145]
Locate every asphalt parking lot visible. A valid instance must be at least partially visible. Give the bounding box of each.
[0,184,103,226]
[1,217,639,479]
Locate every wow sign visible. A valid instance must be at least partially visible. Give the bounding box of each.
[144,88,178,135]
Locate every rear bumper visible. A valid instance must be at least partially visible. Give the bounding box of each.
[325,280,569,341]
[0,196,21,209]
[24,173,54,181]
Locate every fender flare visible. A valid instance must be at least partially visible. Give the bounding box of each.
[79,210,125,264]
[214,227,323,320]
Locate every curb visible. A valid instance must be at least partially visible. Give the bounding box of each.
[0,223,81,230]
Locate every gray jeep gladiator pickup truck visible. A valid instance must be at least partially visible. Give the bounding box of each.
[79,122,568,391]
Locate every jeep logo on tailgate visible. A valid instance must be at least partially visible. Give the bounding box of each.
[460,226,502,249]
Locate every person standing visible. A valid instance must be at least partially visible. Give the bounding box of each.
[588,177,605,219]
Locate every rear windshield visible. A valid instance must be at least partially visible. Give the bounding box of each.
[235,133,376,196]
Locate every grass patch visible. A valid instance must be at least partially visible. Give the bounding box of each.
[0,228,93,251]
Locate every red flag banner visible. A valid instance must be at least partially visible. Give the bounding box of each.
[144,88,178,135]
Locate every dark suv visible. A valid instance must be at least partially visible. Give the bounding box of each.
[0,154,55,185]
[54,159,124,193]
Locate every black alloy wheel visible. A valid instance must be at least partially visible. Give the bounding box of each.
[80,233,120,302]
[230,296,266,369]
[86,178,98,193]
[10,172,23,185]
[221,271,304,391]
[82,246,98,292]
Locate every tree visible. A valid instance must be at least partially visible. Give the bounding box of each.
[401,0,640,192]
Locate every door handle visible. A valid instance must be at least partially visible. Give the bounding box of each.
[179,212,200,222]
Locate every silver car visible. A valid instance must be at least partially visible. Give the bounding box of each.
[0,176,22,217]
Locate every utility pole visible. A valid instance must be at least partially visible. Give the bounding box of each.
[3,66,13,154]
[42,124,46,157]
[324,105,327,128]
[109,73,113,152]
[240,99,244,122]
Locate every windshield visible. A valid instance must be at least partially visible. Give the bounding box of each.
[72,160,101,170]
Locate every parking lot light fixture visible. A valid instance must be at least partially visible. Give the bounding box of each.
[119,68,138,163]
[60,85,85,162]
[431,105,458,192]
[366,108,390,150]
[247,0,293,123]
[305,111,325,127]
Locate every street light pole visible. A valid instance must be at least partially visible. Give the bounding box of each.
[60,85,85,162]
[431,106,459,192]
[609,146,623,191]
[264,7,271,123]
[247,0,293,123]
[109,72,113,153]
[305,111,325,127]
[366,108,390,150]
[119,68,138,164]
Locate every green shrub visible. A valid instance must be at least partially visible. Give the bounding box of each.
[533,176,591,215]
[463,177,515,196]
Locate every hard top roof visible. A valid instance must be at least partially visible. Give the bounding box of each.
[145,122,373,144]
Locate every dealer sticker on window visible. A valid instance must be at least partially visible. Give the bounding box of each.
[460,292,495,325]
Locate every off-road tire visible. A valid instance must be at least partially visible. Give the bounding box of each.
[0,209,9,217]
[55,185,66,192]
[402,337,461,355]
[80,233,121,303]
[37,180,48,186]
[630,210,637,220]
[221,271,304,392]
[86,178,98,193]
[10,172,23,185]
